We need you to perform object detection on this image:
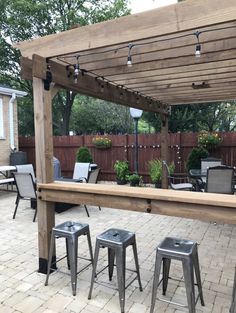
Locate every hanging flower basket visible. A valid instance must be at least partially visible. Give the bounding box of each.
[92,136,112,149]
[198,132,222,151]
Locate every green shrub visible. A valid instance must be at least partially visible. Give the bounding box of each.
[148,159,162,183]
[114,160,129,183]
[128,173,143,187]
[76,146,93,163]
[186,147,209,171]
[148,159,175,184]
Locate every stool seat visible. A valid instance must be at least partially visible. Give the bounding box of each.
[45,221,93,296]
[53,221,89,237]
[97,228,135,247]
[88,228,143,313]
[158,237,196,257]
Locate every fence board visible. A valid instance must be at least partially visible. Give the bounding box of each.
[19,132,236,182]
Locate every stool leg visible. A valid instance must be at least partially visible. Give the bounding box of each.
[86,230,94,265]
[192,249,204,306]
[67,236,78,296]
[150,253,162,313]
[66,238,70,270]
[182,259,195,313]
[45,230,55,286]
[108,248,115,281]
[88,240,100,300]
[162,258,171,296]
[132,241,143,291]
[116,247,126,313]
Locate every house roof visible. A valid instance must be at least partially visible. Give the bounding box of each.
[0,85,27,98]
[15,0,236,112]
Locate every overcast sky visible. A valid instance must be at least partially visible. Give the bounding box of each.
[130,0,177,13]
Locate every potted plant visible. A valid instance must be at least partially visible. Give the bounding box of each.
[76,146,93,163]
[128,173,142,187]
[92,136,112,149]
[148,159,175,188]
[148,159,162,188]
[114,160,129,185]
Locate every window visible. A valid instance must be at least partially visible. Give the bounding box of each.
[0,98,4,139]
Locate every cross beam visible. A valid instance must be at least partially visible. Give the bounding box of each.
[22,55,167,114]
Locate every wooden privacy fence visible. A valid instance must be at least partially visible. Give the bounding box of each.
[19,132,236,182]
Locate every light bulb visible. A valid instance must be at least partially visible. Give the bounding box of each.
[195,44,201,58]
[127,55,132,67]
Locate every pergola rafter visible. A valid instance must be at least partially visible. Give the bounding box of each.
[14,0,236,274]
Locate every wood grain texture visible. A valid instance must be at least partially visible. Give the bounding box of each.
[14,0,236,58]
[37,182,236,224]
[33,76,55,261]
[24,55,166,113]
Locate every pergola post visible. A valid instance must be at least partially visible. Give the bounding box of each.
[33,77,55,274]
[161,113,169,189]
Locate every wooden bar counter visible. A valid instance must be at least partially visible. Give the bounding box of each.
[38,182,236,224]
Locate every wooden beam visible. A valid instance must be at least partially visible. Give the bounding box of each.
[23,55,167,113]
[37,182,236,224]
[135,82,236,93]
[14,0,236,59]
[146,86,236,97]
[123,72,236,88]
[92,49,236,77]
[108,60,236,82]
[33,77,55,274]
[70,22,236,65]
[155,95,236,105]
[79,37,236,72]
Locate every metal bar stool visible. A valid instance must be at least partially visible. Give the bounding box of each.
[150,237,204,313]
[45,221,93,296]
[88,228,143,313]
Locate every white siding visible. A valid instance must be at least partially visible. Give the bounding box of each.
[0,98,4,139]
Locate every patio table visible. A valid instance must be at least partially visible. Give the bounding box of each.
[0,165,16,177]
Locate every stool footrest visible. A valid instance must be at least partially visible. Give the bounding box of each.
[157,292,200,308]
[157,297,188,308]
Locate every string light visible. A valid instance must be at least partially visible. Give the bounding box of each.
[127,43,134,67]
[194,31,201,58]
[56,25,236,105]
[74,55,80,83]
[58,25,236,65]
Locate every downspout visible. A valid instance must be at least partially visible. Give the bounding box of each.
[9,93,16,150]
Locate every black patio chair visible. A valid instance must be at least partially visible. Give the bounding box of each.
[84,168,101,217]
[163,161,194,191]
[205,165,234,194]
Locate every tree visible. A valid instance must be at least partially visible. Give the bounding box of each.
[0,0,130,135]
[70,95,133,134]
[143,102,236,133]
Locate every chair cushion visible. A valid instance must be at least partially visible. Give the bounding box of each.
[171,183,193,190]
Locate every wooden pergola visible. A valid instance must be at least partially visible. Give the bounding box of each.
[15,0,236,273]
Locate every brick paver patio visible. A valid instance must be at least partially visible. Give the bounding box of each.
[0,190,235,313]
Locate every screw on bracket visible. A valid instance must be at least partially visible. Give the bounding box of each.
[146,199,152,213]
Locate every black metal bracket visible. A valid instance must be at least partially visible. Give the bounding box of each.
[43,65,53,91]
